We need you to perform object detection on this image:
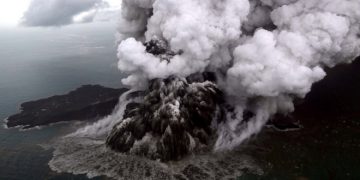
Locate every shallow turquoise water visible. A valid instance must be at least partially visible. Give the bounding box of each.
[0,23,124,179]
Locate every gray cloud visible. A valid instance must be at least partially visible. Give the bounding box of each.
[22,0,107,27]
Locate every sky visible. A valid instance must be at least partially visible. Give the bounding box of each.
[0,0,121,27]
[0,1,30,26]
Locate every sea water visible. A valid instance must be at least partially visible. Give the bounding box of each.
[0,22,123,179]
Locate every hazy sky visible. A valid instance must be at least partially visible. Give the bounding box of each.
[0,0,121,27]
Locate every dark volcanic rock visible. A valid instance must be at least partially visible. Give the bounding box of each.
[6,85,128,129]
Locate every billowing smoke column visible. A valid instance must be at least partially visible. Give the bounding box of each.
[107,0,360,160]
[106,73,224,161]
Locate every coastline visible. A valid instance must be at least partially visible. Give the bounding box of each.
[5,85,128,130]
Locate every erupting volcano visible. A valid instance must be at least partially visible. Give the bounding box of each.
[48,0,360,179]
[105,0,360,159]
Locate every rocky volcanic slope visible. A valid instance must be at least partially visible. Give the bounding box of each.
[6,85,128,129]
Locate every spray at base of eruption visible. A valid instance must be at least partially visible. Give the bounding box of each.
[67,90,132,139]
[49,91,264,179]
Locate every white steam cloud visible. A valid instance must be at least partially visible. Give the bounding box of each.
[115,0,360,150]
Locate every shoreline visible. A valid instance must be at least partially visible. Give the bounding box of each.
[5,85,128,130]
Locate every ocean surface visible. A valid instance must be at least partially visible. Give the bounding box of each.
[0,23,124,179]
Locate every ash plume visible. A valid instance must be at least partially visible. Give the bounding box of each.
[47,0,360,177]
[112,0,360,155]
[47,0,360,167]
